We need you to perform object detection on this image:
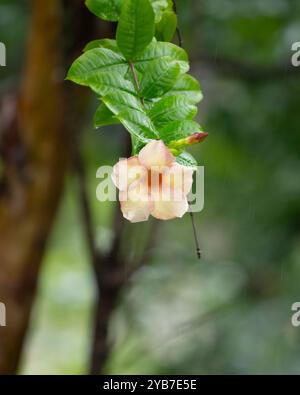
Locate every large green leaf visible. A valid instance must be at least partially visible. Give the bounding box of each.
[66,48,127,85]
[87,71,136,96]
[140,56,180,98]
[165,74,203,103]
[116,0,155,61]
[176,151,198,167]
[158,120,203,143]
[134,41,189,74]
[155,10,177,41]
[85,0,122,21]
[94,103,120,128]
[149,95,198,127]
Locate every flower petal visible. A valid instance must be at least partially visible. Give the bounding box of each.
[111,156,147,191]
[119,182,153,223]
[161,163,194,196]
[151,196,189,220]
[138,140,174,170]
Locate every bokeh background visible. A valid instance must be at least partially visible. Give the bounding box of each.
[0,0,300,374]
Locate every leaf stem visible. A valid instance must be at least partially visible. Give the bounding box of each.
[173,1,201,260]
[129,62,145,105]
[190,211,201,259]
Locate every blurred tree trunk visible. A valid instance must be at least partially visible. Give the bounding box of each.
[0,0,152,375]
[0,0,68,374]
[0,0,118,374]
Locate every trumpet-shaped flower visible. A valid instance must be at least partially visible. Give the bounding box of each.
[112,140,195,223]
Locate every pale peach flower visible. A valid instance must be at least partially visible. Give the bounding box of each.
[112,140,194,223]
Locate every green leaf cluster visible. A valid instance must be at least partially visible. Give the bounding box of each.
[67,0,205,165]
[86,0,174,24]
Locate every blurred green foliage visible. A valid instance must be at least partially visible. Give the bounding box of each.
[1,0,300,374]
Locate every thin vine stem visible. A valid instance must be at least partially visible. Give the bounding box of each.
[173,0,202,260]
[190,212,202,259]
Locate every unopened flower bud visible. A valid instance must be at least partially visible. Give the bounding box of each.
[186,132,208,145]
[168,132,208,150]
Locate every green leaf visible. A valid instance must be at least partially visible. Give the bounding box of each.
[66,48,127,85]
[149,95,198,127]
[85,0,172,23]
[155,10,177,42]
[150,0,173,22]
[87,71,136,96]
[134,41,189,74]
[116,0,155,61]
[85,0,122,21]
[101,90,159,141]
[131,136,145,155]
[176,151,198,167]
[101,90,143,114]
[165,74,203,103]
[158,120,203,143]
[94,103,120,128]
[140,56,180,98]
[83,39,121,53]
[117,109,158,142]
